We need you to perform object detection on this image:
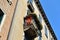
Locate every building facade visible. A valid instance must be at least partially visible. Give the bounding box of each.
[0,0,17,40]
[0,0,57,40]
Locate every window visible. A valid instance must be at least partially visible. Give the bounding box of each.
[0,9,4,24]
[27,9,31,15]
[0,9,6,32]
[27,0,34,12]
[7,0,12,5]
[51,37,54,40]
[51,38,53,40]
[39,15,42,23]
[38,36,42,40]
[45,25,48,38]
[28,0,33,3]
[37,30,42,40]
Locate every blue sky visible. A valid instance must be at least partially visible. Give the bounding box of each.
[40,0,60,40]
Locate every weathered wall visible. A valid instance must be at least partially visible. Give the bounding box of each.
[0,0,17,40]
[8,0,27,40]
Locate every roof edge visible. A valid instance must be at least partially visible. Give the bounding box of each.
[34,0,57,40]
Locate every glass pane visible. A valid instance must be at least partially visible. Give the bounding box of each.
[45,25,48,38]
[38,36,42,40]
[39,15,42,23]
[29,0,33,3]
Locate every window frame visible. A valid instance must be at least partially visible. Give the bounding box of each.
[0,8,6,32]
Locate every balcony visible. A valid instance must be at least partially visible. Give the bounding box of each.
[23,14,42,39]
[27,1,34,12]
